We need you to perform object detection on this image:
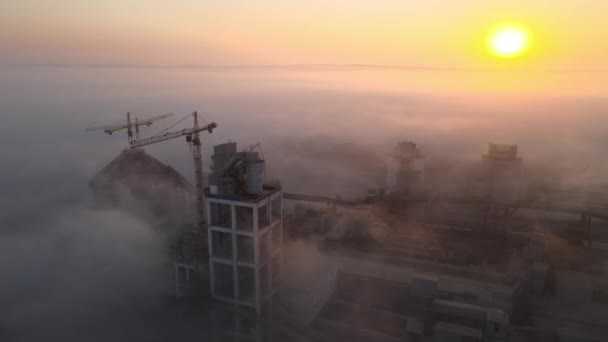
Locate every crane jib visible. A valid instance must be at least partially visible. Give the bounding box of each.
[129,122,216,149]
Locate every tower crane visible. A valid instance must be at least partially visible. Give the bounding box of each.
[85,112,174,144]
[129,112,217,235]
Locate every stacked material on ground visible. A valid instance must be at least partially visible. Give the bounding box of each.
[90,148,195,224]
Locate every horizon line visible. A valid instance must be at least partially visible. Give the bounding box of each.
[5,62,607,74]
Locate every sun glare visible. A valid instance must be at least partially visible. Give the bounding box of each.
[487,23,531,58]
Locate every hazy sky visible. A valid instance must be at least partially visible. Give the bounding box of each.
[1,1,607,95]
[1,1,607,67]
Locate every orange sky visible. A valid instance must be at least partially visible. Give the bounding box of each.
[1,1,607,94]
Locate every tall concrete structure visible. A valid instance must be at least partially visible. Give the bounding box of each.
[482,143,523,203]
[386,141,426,195]
[207,143,283,315]
[386,141,426,216]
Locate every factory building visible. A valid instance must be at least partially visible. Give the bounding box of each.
[308,257,518,342]
[206,143,283,315]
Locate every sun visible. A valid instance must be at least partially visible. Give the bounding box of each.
[487,23,531,58]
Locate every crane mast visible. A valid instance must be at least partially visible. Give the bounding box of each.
[192,113,205,234]
[127,112,133,144]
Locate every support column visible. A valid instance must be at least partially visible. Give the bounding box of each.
[424,198,432,228]
[208,201,215,298]
[253,203,261,315]
[279,193,284,304]
[267,199,273,319]
[232,204,238,305]
[587,215,593,250]
[175,264,181,297]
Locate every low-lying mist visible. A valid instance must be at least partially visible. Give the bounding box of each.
[0,204,170,340]
[1,66,607,339]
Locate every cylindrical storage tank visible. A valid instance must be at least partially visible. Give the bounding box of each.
[246,160,264,195]
[243,151,259,162]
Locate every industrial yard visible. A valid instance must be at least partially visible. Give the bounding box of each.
[84,114,608,342]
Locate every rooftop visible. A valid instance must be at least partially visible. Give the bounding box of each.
[483,143,521,161]
[205,182,281,203]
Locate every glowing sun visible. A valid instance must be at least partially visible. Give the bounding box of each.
[487,23,531,58]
